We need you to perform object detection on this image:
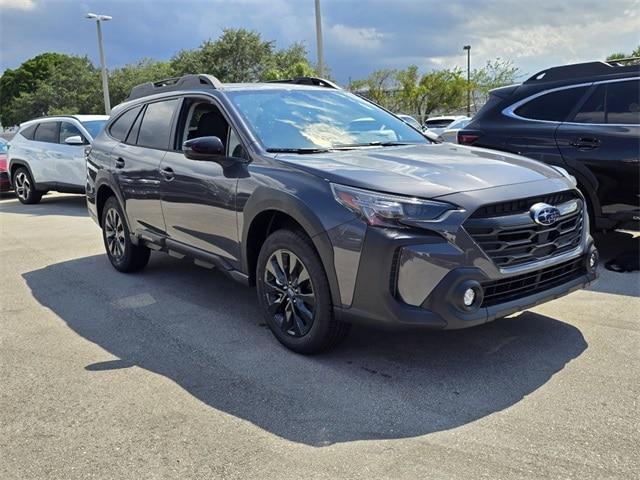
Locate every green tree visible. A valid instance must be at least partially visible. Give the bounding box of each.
[1,54,101,125]
[171,29,314,82]
[470,58,521,112]
[607,45,640,63]
[108,59,175,105]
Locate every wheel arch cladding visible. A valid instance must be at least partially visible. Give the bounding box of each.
[241,188,343,306]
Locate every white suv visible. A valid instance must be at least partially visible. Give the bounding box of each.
[8,115,108,204]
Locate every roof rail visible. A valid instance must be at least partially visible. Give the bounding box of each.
[524,60,640,84]
[607,56,640,66]
[126,74,223,101]
[267,76,341,89]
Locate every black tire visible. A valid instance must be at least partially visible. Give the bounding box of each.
[101,196,150,273]
[256,229,351,354]
[13,167,43,204]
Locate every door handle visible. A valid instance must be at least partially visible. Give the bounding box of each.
[115,157,125,169]
[570,138,600,150]
[160,167,175,181]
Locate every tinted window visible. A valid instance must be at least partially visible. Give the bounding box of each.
[137,99,180,149]
[19,124,38,140]
[515,86,589,121]
[0,139,7,154]
[59,122,84,144]
[33,122,60,143]
[109,106,142,141]
[573,85,605,124]
[606,80,640,124]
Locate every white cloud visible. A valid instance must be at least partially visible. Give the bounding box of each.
[0,0,36,10]
[328,24,387,50]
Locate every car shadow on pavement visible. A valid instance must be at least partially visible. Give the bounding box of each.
[0,193,88,217]
[22,252,588,446]
[588,231,640,297]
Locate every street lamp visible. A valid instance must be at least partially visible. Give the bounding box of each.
[463,45,471,117]
[86,13,112,114]
[314,0,325,77]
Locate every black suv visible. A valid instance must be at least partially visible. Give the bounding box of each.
[87,74,597,353]
[459,60,640,231]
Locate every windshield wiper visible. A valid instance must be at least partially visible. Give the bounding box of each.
[332,141,417,149]
[266,147,331,154]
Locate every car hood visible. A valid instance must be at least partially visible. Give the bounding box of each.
[274,143,564,198]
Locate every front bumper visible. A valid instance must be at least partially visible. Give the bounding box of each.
[333,226,597,330]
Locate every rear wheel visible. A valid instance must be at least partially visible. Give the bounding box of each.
[256,229,350,354]
[13,167,42,204]
[101,196,150,272]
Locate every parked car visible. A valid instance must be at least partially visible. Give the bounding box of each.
[423,115,467,136]
[0,138,10,192]
[459,60,640,231]
[396,114,422,130]
[437,116,471,143]
[7,114,108,204]
[87,74,598,353]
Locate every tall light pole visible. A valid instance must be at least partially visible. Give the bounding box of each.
[463,45,471,117]
[86,13,112,114]
[314,0,325,77]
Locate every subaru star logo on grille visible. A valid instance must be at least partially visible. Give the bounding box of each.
[530,202,561,226]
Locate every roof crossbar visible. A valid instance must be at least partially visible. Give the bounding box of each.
[267,76,341,89]
[127,74,223,101]
[525,60,639,84]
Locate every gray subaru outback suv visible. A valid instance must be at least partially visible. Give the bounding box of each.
[87,75,598,353]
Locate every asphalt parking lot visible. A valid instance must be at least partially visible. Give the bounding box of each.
[1,192,638,480]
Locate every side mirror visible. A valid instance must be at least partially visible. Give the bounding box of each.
[183,136,224,161]
[65,135,85,146]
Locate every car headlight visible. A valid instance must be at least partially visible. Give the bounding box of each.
[553,166,577,186]
[331,183,457,227]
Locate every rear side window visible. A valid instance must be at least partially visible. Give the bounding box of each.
[59,122,85,144]
[109,106,142,141]
[33,122,60,143]
[137,99,180,150]
[571,80,640,125]
[515,86,589,122]
[606,80,640,124]
[19,124,38,140]
[573,85,605,123]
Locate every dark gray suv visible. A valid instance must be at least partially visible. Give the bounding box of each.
[87,74,598,353]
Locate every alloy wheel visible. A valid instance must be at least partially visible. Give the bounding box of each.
[263,249,316,337]
[15,172,30,201]
[104,208,126,260]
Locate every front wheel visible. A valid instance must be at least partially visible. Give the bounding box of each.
[101,196,150,273]
[256,229,350,354]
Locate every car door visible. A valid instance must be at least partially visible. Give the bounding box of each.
[31,121,60,185]
[159,96,242,263]
[555,79,640,219]
[111,99,179,235]
[56,120,88,188]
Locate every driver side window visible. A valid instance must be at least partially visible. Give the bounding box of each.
[178,99,228,150]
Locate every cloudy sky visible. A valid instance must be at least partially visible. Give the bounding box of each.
[1,0,638,83]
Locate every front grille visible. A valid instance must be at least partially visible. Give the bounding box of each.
[481,258,585,307]
[470,190,579,218]
[464,199,584,268]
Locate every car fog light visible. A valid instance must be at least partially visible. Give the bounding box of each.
[463,288,476,307]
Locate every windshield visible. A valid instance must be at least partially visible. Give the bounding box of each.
[227,89,428,151]
[81,120,107,139]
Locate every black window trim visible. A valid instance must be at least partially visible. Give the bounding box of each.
[503,76,640,126]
